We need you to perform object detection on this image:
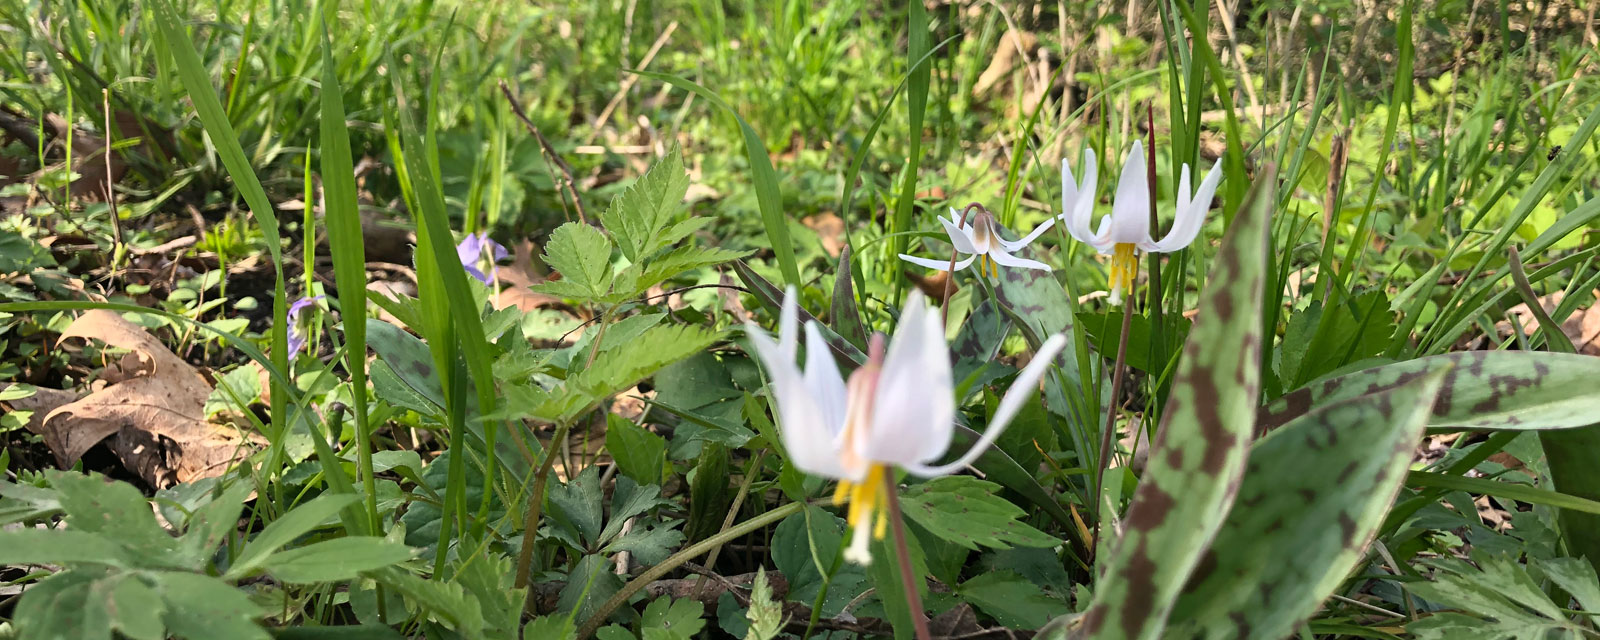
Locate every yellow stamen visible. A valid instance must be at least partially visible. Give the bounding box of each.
[838,464,890,543]
[1107,243,1138,305]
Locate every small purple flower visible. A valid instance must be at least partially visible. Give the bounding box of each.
[456,231,509,285]
[286,296,324,356]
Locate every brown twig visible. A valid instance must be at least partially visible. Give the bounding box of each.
[884,472,932,640]
[499,81,589,224]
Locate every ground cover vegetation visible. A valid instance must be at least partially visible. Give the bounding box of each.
[2,0,1600,638]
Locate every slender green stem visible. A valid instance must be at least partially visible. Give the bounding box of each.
[1093,299,1135,527]
[882,472,931,640]
[516,419,573,595]
[692,450,768,597]
[575,501,805,640]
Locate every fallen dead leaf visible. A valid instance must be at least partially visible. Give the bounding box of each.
[0,384,81,434]
[44,310,262,487]
[801,212,845,258]
[1497,290,1600,355]
[905,269,957,304]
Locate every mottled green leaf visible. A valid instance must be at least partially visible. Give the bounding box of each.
[990,239,1078,387]
[1258,351,1600,435]
[1167,370,1445,639]
[898,476,1058,551]
[12,571,113,640]
[730,259,864,366]
[1077,167,1274,640]
[1541,425,1600,575]
[830,246,869,350]
[953,299,1012,388]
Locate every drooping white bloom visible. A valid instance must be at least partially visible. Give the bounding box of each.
[898,208,1054,277]
[1061,140,1223,305]
[745,288,1069,564]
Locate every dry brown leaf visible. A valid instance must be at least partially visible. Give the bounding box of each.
[801,212,845,258]
[44,310,261,487]
[1497,290,1600,355]
[0,383,81,434]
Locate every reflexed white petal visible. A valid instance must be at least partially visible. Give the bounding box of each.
[1090,216,1118,253]
[1062,149,1100,246]
[939,210,980,255]
[898,254,977,272]
[745,323,850,479]
[988,248,1052,271]
[1108,141,1151,245]
[903,333,1070,477]
[803,322,849,436]
[1142,161,1223,254]
[998,215,1057,252]
[865,293,955,467]
[779,286,800,361]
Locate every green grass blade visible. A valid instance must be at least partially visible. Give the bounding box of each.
[151,0,360,532]
[318,21,379,535]
[630,70,799,289]
[888,0,931,295]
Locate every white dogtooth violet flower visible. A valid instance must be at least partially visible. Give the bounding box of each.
[743,288,1070,565]
[898,207,1055,277]
[1061,140,1223,305]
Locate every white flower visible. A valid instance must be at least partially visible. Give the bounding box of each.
[744,288,1069,565]
[898,208,1054,277]
[1061,141,1223,305]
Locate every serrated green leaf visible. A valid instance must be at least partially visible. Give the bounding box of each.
[227,493,361,581]
[641,595,705,640]
[599,477,668,544]
[524,616,577,640]
[1539,557,1600,613]
[152,572,270,640]
[1168,371,1446,639]
[613,246,750,300]
[600,521,684,567]
[107,575,166,640]
[529,324,721,423]
[898,476,1059,551]
[557,554,624,624]
[12,570,113,640]
[540,223,615,299]
[49,471,180,567]
[176,481,252,569]
[744,568,786,640]
[606,414,667,486]
[367,566,486,639]
[260,537,416,584]
[1078,167,1275,640]
[599,147,690,262]
[686,444,731,543]
[0,528,131,568]
[959,571,1071,630]
[1404,556,1577,640]
[550,466,605,547]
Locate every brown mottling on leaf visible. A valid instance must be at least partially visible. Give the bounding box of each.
[1125,482,1176,532]
[1119,541,1159,638]
[1338,512,1358,543]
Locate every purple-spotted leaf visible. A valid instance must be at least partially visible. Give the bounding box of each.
[1257,351,1600,435]
[1075,166,1275,640]
[1166,369,1445,639]
[991,239,1079,386]
[830,245,869,350]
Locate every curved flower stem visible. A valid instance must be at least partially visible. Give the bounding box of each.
[883,472,932,640]
[575,501,806,640]
[1092,291,1135,527]
[515,419,572,596]
[940,202,985,329]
